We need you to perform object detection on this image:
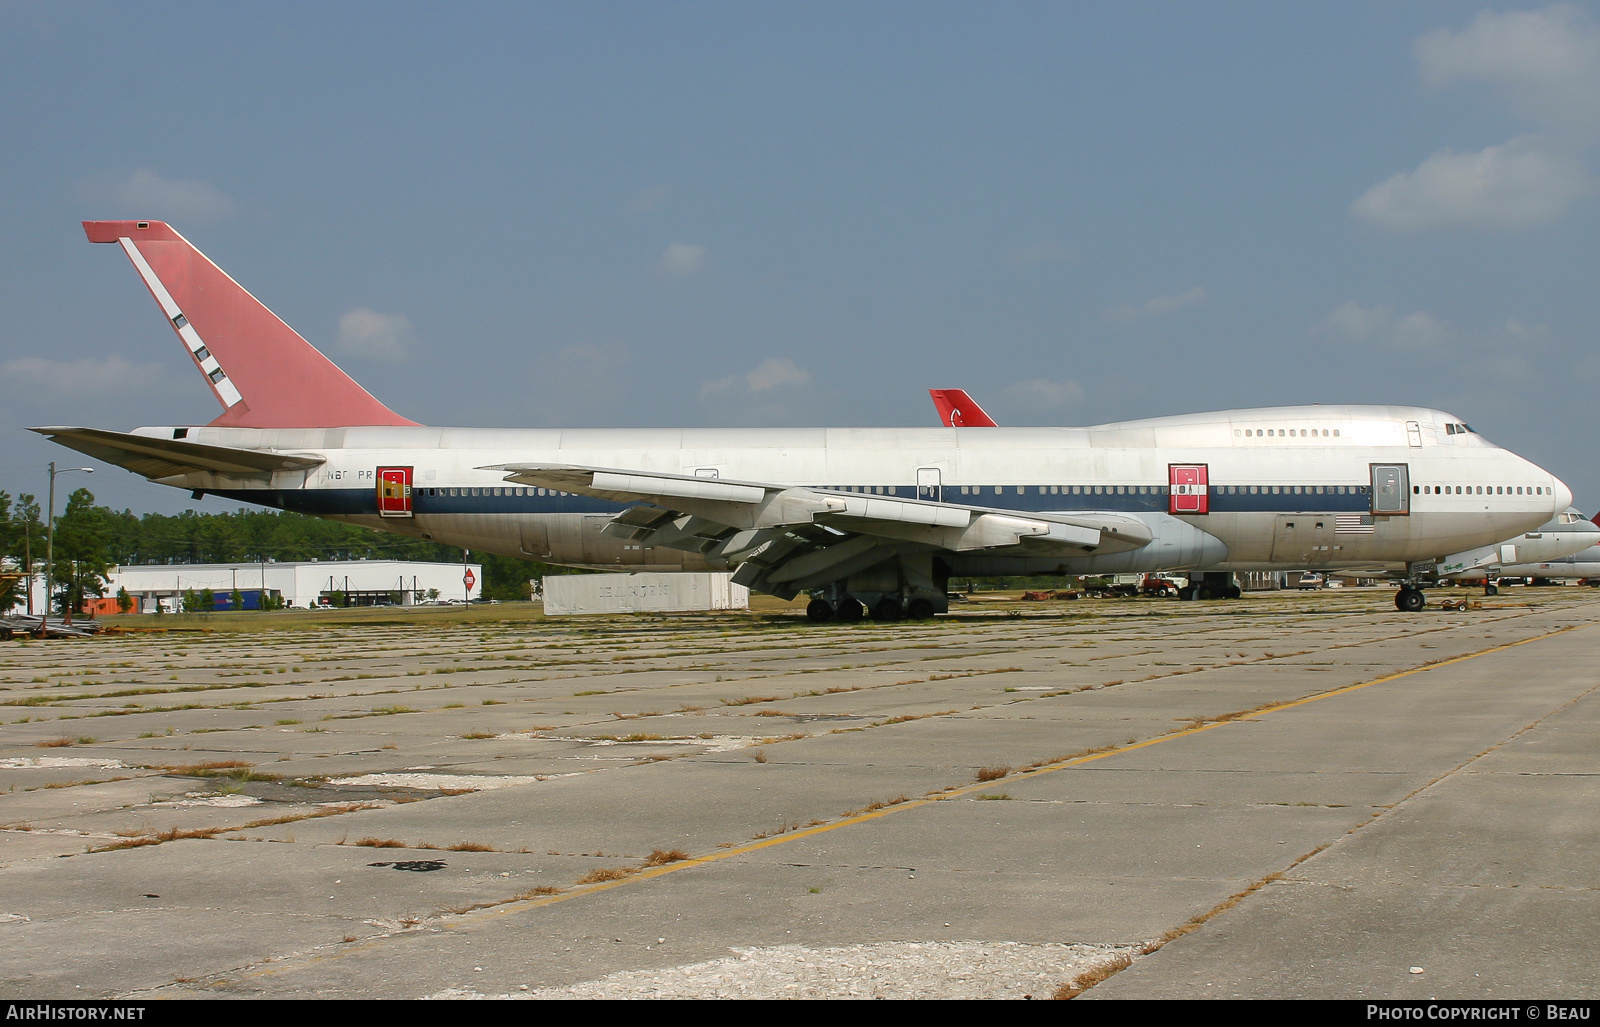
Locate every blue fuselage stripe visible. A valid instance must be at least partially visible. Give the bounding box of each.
[209,484,1381,517]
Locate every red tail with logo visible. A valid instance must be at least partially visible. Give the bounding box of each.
[928,388,999,428]
[83,220,417,429]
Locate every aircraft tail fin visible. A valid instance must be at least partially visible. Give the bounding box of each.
[82,220,418,428]
[928,388,999,428]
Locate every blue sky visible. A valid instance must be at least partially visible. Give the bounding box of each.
[3,1,1598,515]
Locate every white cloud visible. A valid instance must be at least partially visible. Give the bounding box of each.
[1417,3,1600,140]
[1,354,168,397]
[1310,301,1450,354]
[1503,317,1548,342]
[334,308,414,362]
[1351,136,1593,231]
[1004,377,1085,410]
[1356,6,1600,232]
[82,169,235,224]
[700,357,811,398]
[656,242,707,278]
[1105,286,1207,323]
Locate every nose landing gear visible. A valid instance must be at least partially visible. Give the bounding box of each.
[1395,586,1425,612]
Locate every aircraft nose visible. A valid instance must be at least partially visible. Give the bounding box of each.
[1552,477,1574,513]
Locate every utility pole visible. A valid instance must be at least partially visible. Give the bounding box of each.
[23,518,31,617]
[45,461,93,621]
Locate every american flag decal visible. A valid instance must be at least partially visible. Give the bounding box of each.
[1335,514,1376,534]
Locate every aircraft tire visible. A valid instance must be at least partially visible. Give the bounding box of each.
[1225,585,1242,600]
[906,597,936,620]
[806,599,835,623]
[1395,588,1425,613]
[870,598,904,622]
[1484,584,1498,597]
[836,598,865,622]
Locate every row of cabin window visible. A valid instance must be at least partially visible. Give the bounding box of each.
[424,487,571,497]
[423,483,1545,500]
[958,485,1165,496]
[423,483,1402,499]
[1417,485,1547,496]
[1236,428,1340,438]
[961,484,1376,496]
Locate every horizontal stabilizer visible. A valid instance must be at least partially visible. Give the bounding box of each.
[30,426,325,480]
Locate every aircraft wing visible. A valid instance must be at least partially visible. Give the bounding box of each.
[30,427,326,480]
[488,462,1152,598]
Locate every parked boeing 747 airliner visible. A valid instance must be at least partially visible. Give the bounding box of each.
[34,221,1574,620]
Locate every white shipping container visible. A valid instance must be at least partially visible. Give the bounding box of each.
[542,573,749,616]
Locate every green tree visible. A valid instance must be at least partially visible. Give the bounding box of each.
[0,492,43,613]
[52,488,112,616]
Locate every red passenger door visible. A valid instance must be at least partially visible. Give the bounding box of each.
[377,466,413,518]
[1169,464,1209,515]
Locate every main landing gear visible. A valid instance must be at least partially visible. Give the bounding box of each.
[807,596,863,622]
[1177,572,1242,601]
[805,593,939,623]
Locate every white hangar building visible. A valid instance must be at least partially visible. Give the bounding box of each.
[106,560,482,612]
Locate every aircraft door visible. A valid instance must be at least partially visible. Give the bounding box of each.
[1370,464,1409,515]
[377,467,413,518]
[1406,421,1423,448]
[1169,464,1209,514]
[917,467,942,503]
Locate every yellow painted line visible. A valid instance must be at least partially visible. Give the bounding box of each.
[463,619,1597,921]
[240,617,1594,980]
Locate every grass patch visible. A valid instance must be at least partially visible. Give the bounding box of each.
[575,866,635,885]
[975,765,1010,782]
[1053,953,1135,999]
[642,848,689,866]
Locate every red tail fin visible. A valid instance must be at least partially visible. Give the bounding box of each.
[83,220,417,428]
[928,388,999,428]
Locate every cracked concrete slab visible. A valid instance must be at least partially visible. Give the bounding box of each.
[2,589,1597,998]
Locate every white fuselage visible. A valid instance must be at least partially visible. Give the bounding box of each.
[132,403,1572,582]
